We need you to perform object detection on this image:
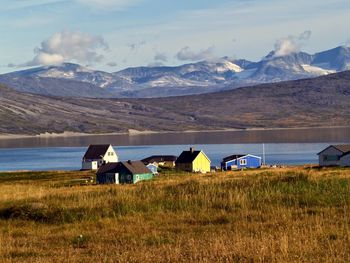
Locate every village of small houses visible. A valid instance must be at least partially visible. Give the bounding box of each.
[82,143,350,185]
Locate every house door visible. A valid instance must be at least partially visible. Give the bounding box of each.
[115,173,119,184]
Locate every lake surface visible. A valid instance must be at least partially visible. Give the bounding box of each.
[0,128,349,171]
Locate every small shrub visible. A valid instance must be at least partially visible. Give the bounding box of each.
[71,234,90,248]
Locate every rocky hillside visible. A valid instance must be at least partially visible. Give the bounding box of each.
[0,71,350,135]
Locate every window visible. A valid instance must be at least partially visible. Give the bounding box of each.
[324,155,340,161]
[240,159,247,165]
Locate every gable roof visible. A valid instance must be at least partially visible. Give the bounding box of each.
[333,144,350,153]
[83,144,111,159]
[341,151,350,158]
[142,155,177,164]
[96,161,151,175]
[176,149,211,164]
[176,150,201,164]
[222,154,262,163]
[317,144,350,155]
[121,161,151,174]
[222,154,246,163]
[96,162,119,175]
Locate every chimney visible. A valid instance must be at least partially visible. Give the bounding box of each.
[190,147,194,153]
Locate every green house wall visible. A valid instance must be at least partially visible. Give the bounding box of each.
[133,173,154,183]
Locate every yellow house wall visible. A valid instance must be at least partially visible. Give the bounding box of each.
[193,152,210,173]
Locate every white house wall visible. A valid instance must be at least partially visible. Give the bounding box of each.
[102,145,118,163]
[82,160,98,170]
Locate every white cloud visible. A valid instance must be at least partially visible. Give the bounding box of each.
[127,41,146,51]
[154,52,168,62]
[20,30,108,66]
[106,62,117,67]
[345,39,350,47]
[147,61,165,67]
[77,0,142,10]
[176,46,215,61]
[0,0,66,11]
[274,30,312,56]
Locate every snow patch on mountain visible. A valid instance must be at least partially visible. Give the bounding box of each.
[146,75,210,87]
[216,61,243,73]
[301,65,336,75]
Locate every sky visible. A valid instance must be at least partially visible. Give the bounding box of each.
[1,0,350,73]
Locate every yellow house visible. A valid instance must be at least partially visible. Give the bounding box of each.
[175,147,211,173]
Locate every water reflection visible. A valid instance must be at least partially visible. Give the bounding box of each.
[0,127,349,149]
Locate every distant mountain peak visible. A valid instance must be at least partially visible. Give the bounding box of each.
[1,45,350,98]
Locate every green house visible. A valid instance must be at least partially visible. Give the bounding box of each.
[96,161,154,184]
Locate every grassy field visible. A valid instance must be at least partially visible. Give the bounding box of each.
[0,167,349,262]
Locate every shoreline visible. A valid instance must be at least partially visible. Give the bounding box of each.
[0,164,317,173]
[1,126,350,140]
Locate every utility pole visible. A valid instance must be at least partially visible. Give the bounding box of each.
[262,143,266,166]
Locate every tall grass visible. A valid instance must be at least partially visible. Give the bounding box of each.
[0,168,349,262]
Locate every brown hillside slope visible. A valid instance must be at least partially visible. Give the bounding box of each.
[1,71,350,135]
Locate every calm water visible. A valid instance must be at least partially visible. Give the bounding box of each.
[0,143,341,171]
[0,128,349,171]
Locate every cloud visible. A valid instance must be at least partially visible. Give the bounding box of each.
[1,0,66,11]
[148,61,165,67]
[77,0,142,11]
[274,30,312,57]
[127,41,146,51]
[154,52,168,62]
[345,39,350,47]
[106,62,117,67]
[19,30,108,67]
[176,46,215,61]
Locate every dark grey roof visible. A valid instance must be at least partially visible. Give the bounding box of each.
[83,144,111,159]
[96,162,119,175]
[176,150,201,164]
[222,154,246,163]
[121,161,151,174]
[96,161,150,175]
[317,144,350,155]
[141,155,177,164]
[342,151,350,157]
[333,144,350,153]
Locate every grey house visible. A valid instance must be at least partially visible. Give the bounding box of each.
[317,144,350,167]
[96,161,154,184]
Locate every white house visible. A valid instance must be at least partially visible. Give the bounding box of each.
[317,144,350,167]
[82,144,118,170]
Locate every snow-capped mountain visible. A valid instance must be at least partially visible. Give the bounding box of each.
[312,46,350,71]
[1,46,350,98]
[5,63,117,88]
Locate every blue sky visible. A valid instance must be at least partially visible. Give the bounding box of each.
[1,0,350,73]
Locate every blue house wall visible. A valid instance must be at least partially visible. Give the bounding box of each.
[146,164,158,174]
[223,155,261,170]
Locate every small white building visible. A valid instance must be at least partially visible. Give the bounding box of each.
[82,144,118,170]
[317,144,350,167]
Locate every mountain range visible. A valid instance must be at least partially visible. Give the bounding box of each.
[1,70,350,135]
[1,46,350,98]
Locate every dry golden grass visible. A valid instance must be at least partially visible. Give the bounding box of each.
[0,167,350,262]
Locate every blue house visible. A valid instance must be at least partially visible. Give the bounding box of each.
[146,163,158,175]
[221,154,262,170]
